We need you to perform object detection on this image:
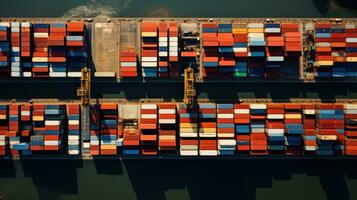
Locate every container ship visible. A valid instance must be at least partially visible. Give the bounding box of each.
[1,18,357,159]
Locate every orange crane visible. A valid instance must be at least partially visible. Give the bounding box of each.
[183,66,196,107]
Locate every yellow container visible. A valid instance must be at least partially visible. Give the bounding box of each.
[315,61,333,66]
[199,128,217,133]
[100,145,117,150]
[180,128,197,133]
[180,123,197,128]
[285,114,302,119]
[0,115,6,120]
[248,28,264,33]
[141,32,157,37]
[347,57,357,62]
[33,116,44,121]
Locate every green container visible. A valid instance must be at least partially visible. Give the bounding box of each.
[234,72,247,77]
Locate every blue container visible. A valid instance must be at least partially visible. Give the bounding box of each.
[315,33,331,38]
[217,104,233,109]
[199,113,216,118]
[199,103,216,109]
[123,149,140,155]
[202,28,217,33]
[217,123,234,128]
[315,28,331,33]
[265,23,280,28]
[235,125,250,133]
[234,42,248,47]
[204,62,219,67]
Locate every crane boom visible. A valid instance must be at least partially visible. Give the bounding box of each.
[183,66,196,107]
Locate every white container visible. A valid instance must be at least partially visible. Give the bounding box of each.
[250,104,267,109]
[12,47,20,51]
[267,129,284,135]
[218,139,236,146]
[345,110,357,114]
[346,38,357,43]
[248,33,264,37]
[267,114,284,119]
[49,72,67,77]
[141,114,157,119]
[169,37,178,42]
[68,150,80,155]
[141,104,157,109]
[68,72,82,77]
[234,109,249,114]
[23,72,32,77]
[116,138,123,147]
[180,145,198,150]
[90,140,99,145]
[267,56,284,62]
[199,150,218,156]
[159,109,176,114]
[68,140,79,145]
[179,132,198,137]
[141,62,157,67]
[251,128,265,133]
[159,41,168,47]
[159,37,168,42]
[68,135,80,140]
[21,111,30,116]
[345,104,357,110]
[169,46,178,52]
[159,119,176,124]
[0,135,6,140]
[303,109,315,115]
[83,142,90,148]
[142,57,157,62]
[217,114,234,119]
[248,23,264,28]
[169,41,178,47]
[34,33,49,38]
[180,150,198,156]
[11,72,21,77]
[199,133,217,138]
[169,52,178,56]
[45,120,61,126]
[264,28,281,33]
[44,140,60,145]
[21,22,31,27]
[316,42,331,47]
[121,62,137,67]
[159,52,168,57]
[217,133,235,138]
[0,22,10,27]
[0,141,5,146]
[233,47,248,52]
[94,72,116,77]
[68,120,79,125]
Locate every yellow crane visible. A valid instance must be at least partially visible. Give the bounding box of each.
[77,67,91,106]
[183,66,196,108]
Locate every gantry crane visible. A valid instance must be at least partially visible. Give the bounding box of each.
[183,66,196,108]
[77,67,91,106]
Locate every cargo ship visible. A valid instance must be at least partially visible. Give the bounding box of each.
[1,18,357,159]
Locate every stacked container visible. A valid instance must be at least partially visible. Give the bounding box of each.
[218,24,235,78]
[314,23,333,77]
[10,22,21,77]
[282,23,302,57]
[120,49,137,78]
[158,103,177,153]
[44,105,64,151]
[99,104,118,155]
[141,22,158,78]
[202,23,219,78]
[316,104,344,155]
[198,103,217,156]
[49,23,67,77]
[345,23,357,77]
[20,22,32,77]
[303,104,317,153]
[249,104,268,155]
[265,23,283,78]
[168,22,179,78]
[284,104,304,155]
[266,104,285,152]
[233,24,249,77]
[89,104,100,155]
[345,104,357,155]
[0,23,10,76]
[139,104,158,155]
[67,104,80,155]
[158,22,168,77]
[32,24,49,77]
[217,104,235,155]
[20,104,32,137]
[31,104,45,151]
[248,23,265,78]
[123,128,140,155]
[66,22,87,77]
[8,105,20,156]
[179,103,198,156]
[235,104,250,153]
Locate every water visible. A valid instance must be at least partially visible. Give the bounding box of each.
[0,0,357,18]
[1,1,357,200]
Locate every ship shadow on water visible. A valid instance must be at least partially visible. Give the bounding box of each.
[122,159,357,200]
[18,159,83,200]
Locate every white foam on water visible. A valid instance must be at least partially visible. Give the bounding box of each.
[63,0,131,18]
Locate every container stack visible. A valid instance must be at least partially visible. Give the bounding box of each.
[31,104,45,151]
[202,23,219,78]
[20,104,32,137]
[303,104,317,153]
[123,128,140,155]
[265,23,284,78]
[10,22,21,77]
[316,104,344,155]
[20,22,32,77]
[0,23,10,77]
[234,104,251,153]
[89,104,100,155]
[141,22,158,78]
[217,104,235,155]
[158,22,168,78]
[266,104,285,153]
[345,104,357,155]
[233,24,249,78]
[345,23,357,77]
[119,49,137,78]
[44,105,64,151]
[8,105,20,156]
[67,104,80,155]
[99,104,118,155]
[248,23,265,78]
[66,22,87,77]
[48,23,67,77]
[284,104,304,155]
[168,22,179,78]
[282,23,302,57]
[32,24,49,77]
[139,104,158,155]
[314,23,333,78]
[250,104,268,155]
[198,103,217,156]
[179,103,198,156]
[158,103,177,153]
[218,24,235,78]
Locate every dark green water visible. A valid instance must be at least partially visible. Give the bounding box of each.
[1,1,357,200]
